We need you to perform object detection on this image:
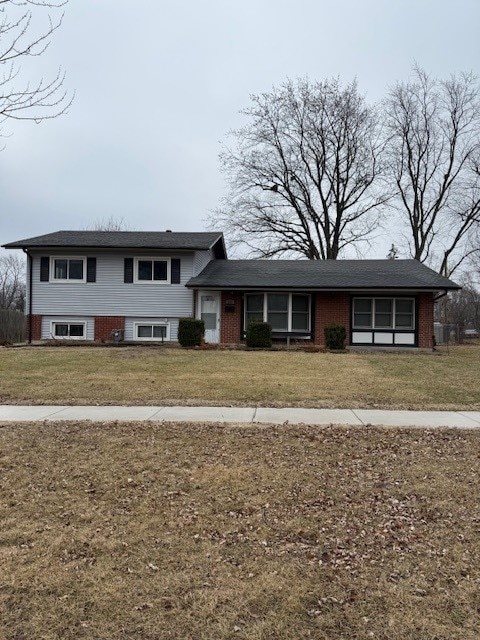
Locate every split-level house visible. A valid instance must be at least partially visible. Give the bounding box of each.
[3,230,460,348]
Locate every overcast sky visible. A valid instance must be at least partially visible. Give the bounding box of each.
[1,0,479,258]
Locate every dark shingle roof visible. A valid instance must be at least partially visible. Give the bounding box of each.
[3,230,225,253]
[187,259,460,291]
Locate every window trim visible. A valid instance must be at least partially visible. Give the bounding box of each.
[49,256,87,283]
[50,321,87,340]
[133,257,171,284]
[133,322,171,341]
[244,293,311,333]
[352,297,415,330]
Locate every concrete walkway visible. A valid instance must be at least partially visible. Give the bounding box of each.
[0,405,480,428]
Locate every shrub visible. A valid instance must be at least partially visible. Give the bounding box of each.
[178,318,205,347]
[246,321,272,348]
[324,323,346,350]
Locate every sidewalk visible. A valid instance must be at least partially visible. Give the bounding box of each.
[0,405,480,428]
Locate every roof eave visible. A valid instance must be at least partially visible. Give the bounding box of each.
[2,243,25,250]
[3,244,221,251]
[186,283,461,291]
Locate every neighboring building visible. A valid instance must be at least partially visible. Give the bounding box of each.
[3,230,460,348]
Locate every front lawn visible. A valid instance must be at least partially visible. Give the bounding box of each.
[0,344,479,409]
[0,421,478,639]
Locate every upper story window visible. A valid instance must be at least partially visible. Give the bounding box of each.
[50,257,86,282]
[134,257,170,284]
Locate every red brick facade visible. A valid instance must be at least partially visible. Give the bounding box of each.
[217,291,435,349]
[313,293,350,346]
[28,314,42,341]
[417,292,434,349]
[220,291,243,344]
[94,316,125,342]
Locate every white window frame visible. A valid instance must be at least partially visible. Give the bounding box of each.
[49,256,86,283]
[133,257,171,284]
[244,293,311,333]
[133,322,171,341]
[352,297,415,330]
[50,321,87,340]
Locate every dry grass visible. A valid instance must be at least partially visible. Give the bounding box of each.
[0,421,479,639]
[0,344,480,409]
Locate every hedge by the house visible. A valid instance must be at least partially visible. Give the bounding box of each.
[178,318,205,347]
[324,323,346,350]
[246,321,272,348]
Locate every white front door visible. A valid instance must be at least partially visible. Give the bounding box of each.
[200,291,220,343]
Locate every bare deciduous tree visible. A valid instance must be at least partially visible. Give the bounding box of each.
[469,229,480,282]
[0,308,26,342]
[214,78,389,259]
[0,254,25,310]
[387,243,400,259]
[385,66,480,276]
[442,279,480,333]
[86,216,132,231]
[0,0,72,133]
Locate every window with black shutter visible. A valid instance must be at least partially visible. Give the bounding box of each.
[133,257,171,283]
[48,257,86,282]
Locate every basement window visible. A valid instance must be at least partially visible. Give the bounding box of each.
[51,322,86,339]
[134,323,170,341]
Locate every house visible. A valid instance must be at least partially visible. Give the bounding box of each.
[3,230,226,343]
[3,230,460,349]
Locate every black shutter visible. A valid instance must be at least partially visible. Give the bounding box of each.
[124,258,134,283]
[40,256,49,281]
[171,258,181,284]
[86,257,97,283]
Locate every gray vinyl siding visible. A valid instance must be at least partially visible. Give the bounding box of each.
[30,251,195,317]
[125,317,179,341]
[193,249,214,276]
[42,316,95,340]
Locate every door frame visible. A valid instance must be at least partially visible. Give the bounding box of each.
[197,290,221,344]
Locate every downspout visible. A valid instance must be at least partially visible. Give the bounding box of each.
[23,248,32,343]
